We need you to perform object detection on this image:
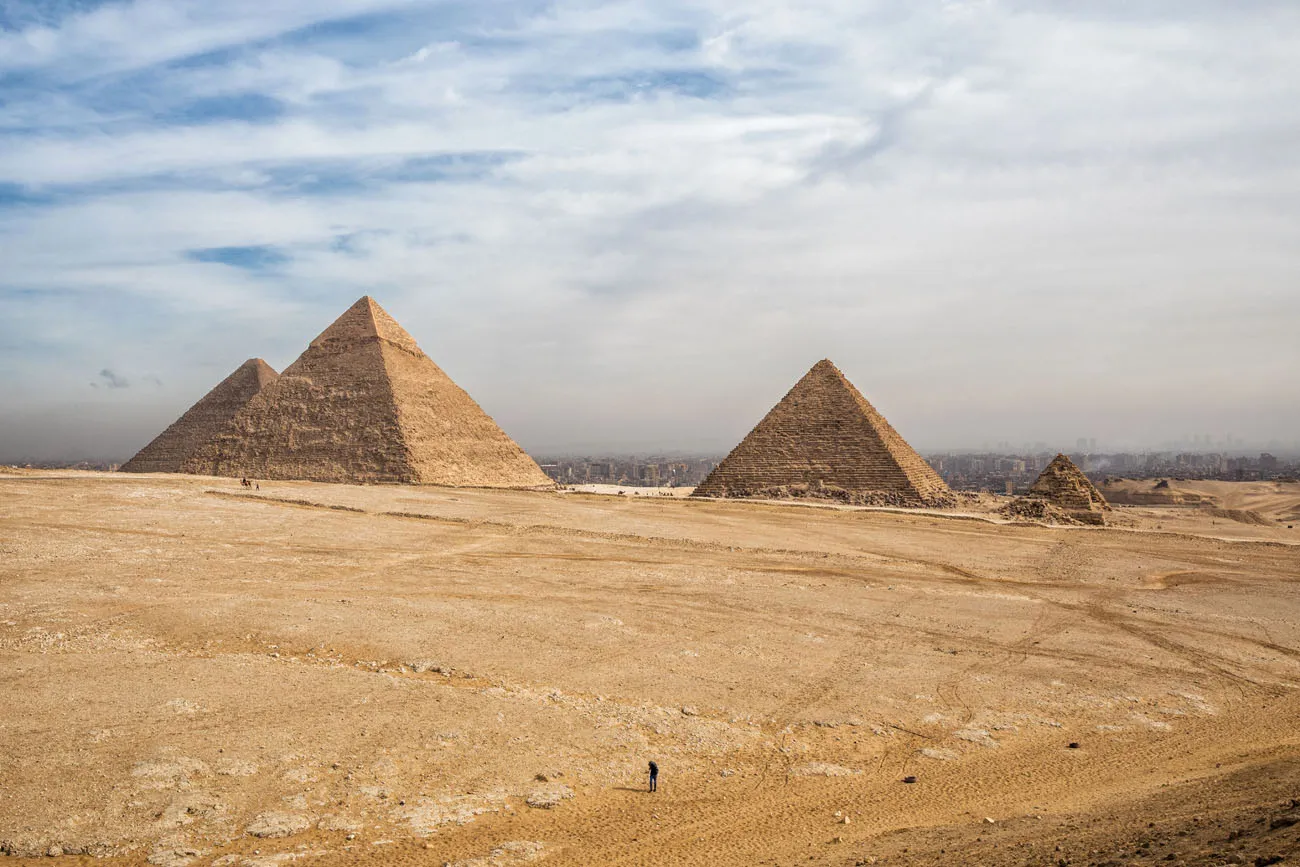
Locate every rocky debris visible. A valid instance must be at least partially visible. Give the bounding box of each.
[739,482,954,509]
[405,659,453,675]
[146,838,204,867]
[525,785,574,809]
[789,762,860,777]
[0,841,106,858]
[693,359,955,508]
[902,776,918,784]
[998,498,1085,526]
[245,812,310,838]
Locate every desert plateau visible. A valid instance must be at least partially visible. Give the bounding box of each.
[2,469,1298,866]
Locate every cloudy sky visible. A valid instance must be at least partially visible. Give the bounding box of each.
[2,0,1298,462]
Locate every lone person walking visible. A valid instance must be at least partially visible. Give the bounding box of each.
[648,760,659,792]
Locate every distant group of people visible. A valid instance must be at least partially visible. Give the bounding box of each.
[240,478,259,490]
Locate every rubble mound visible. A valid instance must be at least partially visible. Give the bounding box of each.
[182,297,553,488]
[998,498,1085,526]
[737,481,947,508]
[121,359,278,473]
[693,360,955,508]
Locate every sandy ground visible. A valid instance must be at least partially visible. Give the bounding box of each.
[2,469,1298,866]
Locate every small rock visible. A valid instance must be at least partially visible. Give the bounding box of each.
[681,706,699,716]
[902,775,917,784]
[984,817,996,824]
[1068,742,1081,749]
[47,845,64,857]
[840,815,852,824]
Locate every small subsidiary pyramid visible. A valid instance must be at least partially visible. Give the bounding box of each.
[692,360,954,507]
[121,358,278,473]
[182,297,552,488]
[1028,454,1108,512]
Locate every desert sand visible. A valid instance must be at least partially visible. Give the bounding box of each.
[2,469,1298,866]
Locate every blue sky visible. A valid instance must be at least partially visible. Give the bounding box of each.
[2,0,1299,461]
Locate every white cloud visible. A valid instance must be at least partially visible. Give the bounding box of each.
[1,0,1299,461]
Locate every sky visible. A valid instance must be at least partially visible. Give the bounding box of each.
[1,0,1298,462]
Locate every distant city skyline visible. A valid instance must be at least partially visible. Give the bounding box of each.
[3,2,1298,463]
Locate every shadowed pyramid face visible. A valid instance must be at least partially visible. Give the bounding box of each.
[693,359,953,507]
[120,358,279,474]
[179,297,553,488]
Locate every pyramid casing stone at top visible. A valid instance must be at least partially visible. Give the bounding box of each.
[120,358,278,474]
[182,296,553,488]
[693,359,954,508]
[1028,453,1109,512]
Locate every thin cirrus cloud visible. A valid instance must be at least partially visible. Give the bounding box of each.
[1,0,1299,464]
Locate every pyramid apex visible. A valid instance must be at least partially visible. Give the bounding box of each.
[304,296,421,357]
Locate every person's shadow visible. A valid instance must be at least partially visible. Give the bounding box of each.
[612,786,649,793]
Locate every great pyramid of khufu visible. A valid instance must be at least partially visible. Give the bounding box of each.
[692,359,955,507]
[121,358,278,474]
[1028,453,1108,512]
[181,296,553,488]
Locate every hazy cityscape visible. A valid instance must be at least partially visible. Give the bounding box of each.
[533,448,1300,493]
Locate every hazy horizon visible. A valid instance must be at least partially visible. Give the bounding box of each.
[3,1,1298,463]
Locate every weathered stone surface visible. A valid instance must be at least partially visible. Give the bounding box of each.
[245,811,309,838]
[524,785,573,809]
[121,359,278,474]
[182,297,552,489]
[693,359,954,508]
[1028,454,1109,512]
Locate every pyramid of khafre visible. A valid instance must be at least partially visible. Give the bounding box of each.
[121,358,278,474]
[181,297,553,488]
[1028,453,1108,512]
[692,359,955,507]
